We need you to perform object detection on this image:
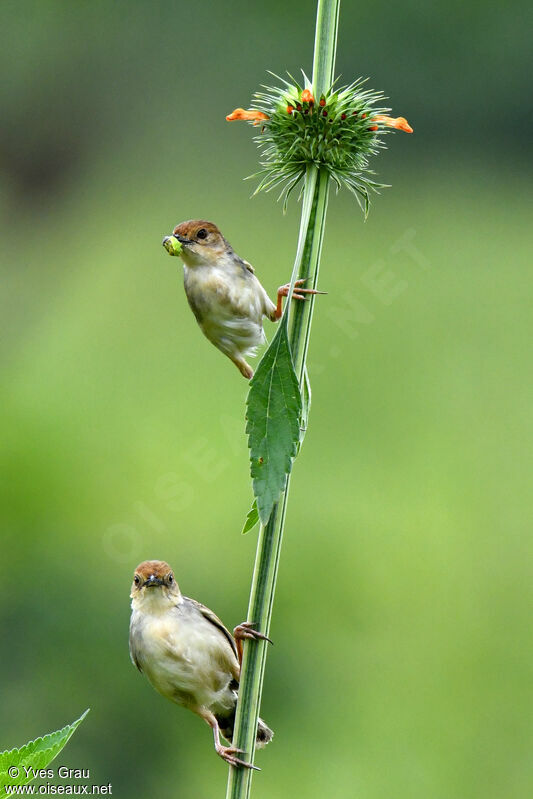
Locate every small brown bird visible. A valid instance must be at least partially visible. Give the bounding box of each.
[129,560,273,769]
[162,220,322,378]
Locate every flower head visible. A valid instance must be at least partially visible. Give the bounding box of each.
[227,72,412,214]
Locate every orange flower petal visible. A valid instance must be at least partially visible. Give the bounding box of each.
[301,89,315,104]
[374,114,413,133]
[226,108,270,125]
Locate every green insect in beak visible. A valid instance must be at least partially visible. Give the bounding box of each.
[162,235,183,257]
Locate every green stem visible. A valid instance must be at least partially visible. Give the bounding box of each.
[225,3,339,798]
[312,0,340,96]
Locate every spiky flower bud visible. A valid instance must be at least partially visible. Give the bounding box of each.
[227,72,412,214]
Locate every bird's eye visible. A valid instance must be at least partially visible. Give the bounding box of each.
[168,573,173,584]
[134,575,140,585]
[196,228,208,240]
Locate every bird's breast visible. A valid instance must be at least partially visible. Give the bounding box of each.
[130,607,237,709]
[183,264,265,324]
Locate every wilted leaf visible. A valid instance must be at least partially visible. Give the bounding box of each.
[0,709,89,791]
[246,319,302,524]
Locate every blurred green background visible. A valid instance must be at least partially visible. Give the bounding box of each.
[1,1,532,797]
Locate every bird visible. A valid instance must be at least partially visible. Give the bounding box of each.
[162,220,323,379]
[129,560,273,769]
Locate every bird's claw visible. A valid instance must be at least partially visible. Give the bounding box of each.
[218,745,260,770]
[294,278,327,294]
[234,622,273,646]
[273,278,326,320]
[277,279,327,301]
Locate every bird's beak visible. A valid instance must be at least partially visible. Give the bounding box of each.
[162,235,183,257]
[143,575,164,588]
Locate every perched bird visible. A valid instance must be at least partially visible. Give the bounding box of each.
[129,560,273,769]
[162,220,322,378]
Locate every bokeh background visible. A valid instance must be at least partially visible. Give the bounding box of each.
[1,1,532,797]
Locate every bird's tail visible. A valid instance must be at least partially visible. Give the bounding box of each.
[255,717,274,748]
[217,711,273,749]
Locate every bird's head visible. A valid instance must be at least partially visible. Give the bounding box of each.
[163,220,229,267]
[130,560,181,607]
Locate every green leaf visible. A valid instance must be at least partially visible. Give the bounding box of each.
[241,499,260,535]
[246,319,302,525]
[300,366,312,445]
[0,709,89,790]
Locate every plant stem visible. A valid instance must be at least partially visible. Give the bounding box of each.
[313,0,340,96]
[225,3,340,798]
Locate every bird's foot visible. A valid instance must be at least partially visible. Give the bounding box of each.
[233,621,273,647]
[278,278,327,301]
[275,279,327,319]
[216,744,260,771]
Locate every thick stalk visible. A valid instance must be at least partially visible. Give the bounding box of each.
[225,3,339,797]
[312,0,340,96]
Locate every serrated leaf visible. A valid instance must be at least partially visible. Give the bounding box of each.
[0,709,89,790]
[241,499,260,535]
[246,320,302,525]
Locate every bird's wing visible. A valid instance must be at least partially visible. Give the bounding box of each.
[129,626,143,672]
[130,648,142,672]
[183,596,238,658]
[242,258,255,274]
